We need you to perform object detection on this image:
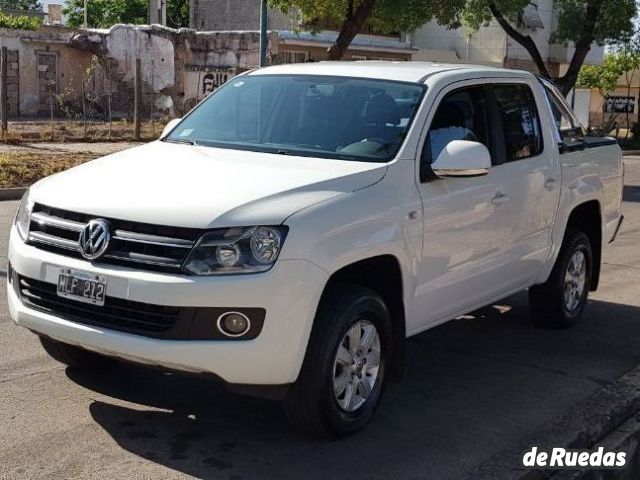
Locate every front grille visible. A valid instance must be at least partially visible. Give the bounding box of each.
[27,204,202,273]
[18,275,183,335]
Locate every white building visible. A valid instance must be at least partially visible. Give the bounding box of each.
[411,0,604,76]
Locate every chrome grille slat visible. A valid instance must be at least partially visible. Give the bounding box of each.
[28,204,202,273]
[31,211,84,232]
[104,252,184,268]
[113,230,194,248]
[28,231,80,251]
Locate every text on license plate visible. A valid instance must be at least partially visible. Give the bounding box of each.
[57,268,107,306]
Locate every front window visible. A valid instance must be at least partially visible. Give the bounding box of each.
[166,75,425,163]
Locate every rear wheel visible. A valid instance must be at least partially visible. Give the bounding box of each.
[529,230,592,328]
[39,336,111,369]
[284,284,392,437]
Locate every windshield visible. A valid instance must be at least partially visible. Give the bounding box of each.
[166,74,425,162]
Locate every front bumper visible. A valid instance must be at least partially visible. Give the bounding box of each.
[8,227,328,385]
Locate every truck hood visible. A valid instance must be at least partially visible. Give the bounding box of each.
[31,141,387,228]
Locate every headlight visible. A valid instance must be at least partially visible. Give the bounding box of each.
[14,189,33,241]
[183,226,287,275]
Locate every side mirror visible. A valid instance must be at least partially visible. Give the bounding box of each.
[432,140,491,177]
[160,118,182,139]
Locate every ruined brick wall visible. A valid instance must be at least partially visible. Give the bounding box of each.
[6,49,19,116]
[70,25,278,117]
[190,0,293,31]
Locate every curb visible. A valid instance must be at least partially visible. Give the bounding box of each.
[0,187,26,201]
[465,366,640,479]
[549,415,640,480]
[623,151,640,156]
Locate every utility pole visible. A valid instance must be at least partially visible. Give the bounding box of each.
[134,58,142,141]
[259,0,268,67]
[83,0,88,28]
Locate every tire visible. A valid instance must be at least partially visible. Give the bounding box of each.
[529,230,593,329]
[39,336,111,369]
[284,283,393,438]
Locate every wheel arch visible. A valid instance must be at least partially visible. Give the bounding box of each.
[564,200,602,291]
[318,255,407,381]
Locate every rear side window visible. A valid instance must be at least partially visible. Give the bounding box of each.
[493,84,543,162]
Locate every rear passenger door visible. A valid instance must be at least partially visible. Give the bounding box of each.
[487,82,561,288]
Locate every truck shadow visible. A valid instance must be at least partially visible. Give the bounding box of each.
[66,293,640,480]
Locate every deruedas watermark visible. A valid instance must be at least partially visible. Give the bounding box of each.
[523,447,626,469]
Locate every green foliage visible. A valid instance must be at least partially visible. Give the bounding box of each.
[167,0,189,29]
[268,0,440,35]
[64,0,147,28]
[577,50,640,95]
[577,60,619,96]
[65,0,189,29]
[0,0,42,12]
[430,0,636,46]
[0,10,41,29]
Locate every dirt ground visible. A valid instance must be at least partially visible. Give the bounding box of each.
[0,142,140,188]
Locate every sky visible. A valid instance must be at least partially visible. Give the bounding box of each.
[40,0,65,7]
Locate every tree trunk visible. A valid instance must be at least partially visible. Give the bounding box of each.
[489,0,603,96]
[488,2,551,78]
[554,1,602,96]
[327,0,377,60]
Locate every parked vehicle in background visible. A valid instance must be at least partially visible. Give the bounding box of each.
[7,62,624,437]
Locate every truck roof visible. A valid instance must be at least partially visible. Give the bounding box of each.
[249,61,532,84]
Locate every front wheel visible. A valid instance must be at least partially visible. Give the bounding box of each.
[284,284,392,437]
[529,230,593,328]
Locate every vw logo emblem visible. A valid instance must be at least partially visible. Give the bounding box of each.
[79,219,111,260]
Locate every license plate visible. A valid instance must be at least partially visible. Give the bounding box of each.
[57,268,107,306]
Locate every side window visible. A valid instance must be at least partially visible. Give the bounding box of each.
[493,84,543,162]
[423,86,492,168]
[543,84,585,142]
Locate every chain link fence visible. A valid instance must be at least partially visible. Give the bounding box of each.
[1,54,173,144]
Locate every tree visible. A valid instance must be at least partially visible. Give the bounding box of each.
[0,10,41,29]
[435,0,637,95]
[0,0,42,12]
[579,37,640,137]
[65,0,189,29]
[167,0,189,29]
[269,0,441,61]
[64,0,147,28]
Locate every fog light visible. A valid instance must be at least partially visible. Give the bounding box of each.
[217,311,251,337]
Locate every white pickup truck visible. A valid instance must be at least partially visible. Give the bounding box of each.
[7,62,624,437]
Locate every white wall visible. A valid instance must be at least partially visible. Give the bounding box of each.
[412,20,506,65]
[411,0,603,68]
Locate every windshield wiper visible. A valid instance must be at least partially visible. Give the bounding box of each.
[164,138,198,146]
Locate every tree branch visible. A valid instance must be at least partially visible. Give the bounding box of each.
[556,0,603,95]
[488,1,550,78]
[328,0,377,60]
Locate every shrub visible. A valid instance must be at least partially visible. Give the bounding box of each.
[0,11,42,30]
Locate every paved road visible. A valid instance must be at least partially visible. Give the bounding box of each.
[1,159,640,480]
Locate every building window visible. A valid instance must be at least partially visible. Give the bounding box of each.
[351,55,368,61]
[278,50,310,64]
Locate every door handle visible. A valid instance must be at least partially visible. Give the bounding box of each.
[491,191,508,205]
[544,178,557,191]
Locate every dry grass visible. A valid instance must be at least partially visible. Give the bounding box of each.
[4,120,167,144]
[0,151,100,188]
